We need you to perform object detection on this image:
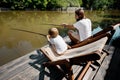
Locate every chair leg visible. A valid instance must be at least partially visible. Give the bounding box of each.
[43,60,74,80]
[65,63,74,80]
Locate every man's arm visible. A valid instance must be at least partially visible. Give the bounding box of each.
[62,23,75,29]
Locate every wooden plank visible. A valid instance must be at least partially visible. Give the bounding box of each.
[9,67,39,80]
[0,50,48,80]
[103,47,120,80]
[72,65,83,78]
[83,66,93,80]
[93,46,115,80]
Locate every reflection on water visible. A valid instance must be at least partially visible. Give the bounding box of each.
[0,41,33,65]
[0,10,120,66]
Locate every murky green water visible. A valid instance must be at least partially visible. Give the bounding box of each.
[0,10,120,66]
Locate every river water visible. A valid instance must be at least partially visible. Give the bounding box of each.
[0,10,120,66]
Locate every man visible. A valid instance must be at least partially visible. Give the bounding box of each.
[62,8,92,44]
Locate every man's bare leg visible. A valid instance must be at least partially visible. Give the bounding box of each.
[68,30,80,44]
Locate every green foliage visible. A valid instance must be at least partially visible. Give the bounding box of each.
[66,0,81,7]
[0,0,48,10]
[82,0,119,10]
[46,0,82,10]
[0,0,119,10]
[92,0,109,10]
[56,0,68,7]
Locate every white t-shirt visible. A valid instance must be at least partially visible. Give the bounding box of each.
[73,18,92,41]
[49,35,68,54]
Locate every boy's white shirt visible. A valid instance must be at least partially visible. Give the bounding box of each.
[73,18,92,41]
[49,35,68,54]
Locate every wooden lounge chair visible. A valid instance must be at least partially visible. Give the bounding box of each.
[40,23,120,80]
[40,37,108,80]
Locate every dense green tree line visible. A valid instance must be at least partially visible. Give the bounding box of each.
[0,0,81,10]
[0,0,119,10]
[82,0,120,10]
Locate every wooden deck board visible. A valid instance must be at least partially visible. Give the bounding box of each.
[0,50,40,80]
[9,67,39,80]
[103,47,120,80]
[93,46,115,80]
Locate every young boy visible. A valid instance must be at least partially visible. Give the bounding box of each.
[47,27,71,55]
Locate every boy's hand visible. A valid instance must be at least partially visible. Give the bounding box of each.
[46,35,50,42]
[67,45,71,49]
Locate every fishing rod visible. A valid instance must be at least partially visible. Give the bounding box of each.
[41,23,62,26]
[11,28,46,37]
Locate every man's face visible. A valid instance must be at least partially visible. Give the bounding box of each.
[75,14,82,21]
[75,14,79,19]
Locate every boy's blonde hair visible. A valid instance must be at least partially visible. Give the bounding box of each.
[48,28,59,38]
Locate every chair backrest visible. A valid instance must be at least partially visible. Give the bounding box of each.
[40,46,59,61]
[58,37,108,60]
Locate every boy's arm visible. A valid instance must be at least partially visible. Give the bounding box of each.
[46,35,50,42]
[46,35,58,54]
[51,44,58,54]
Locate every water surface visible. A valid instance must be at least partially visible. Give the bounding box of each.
[0,11,75,66]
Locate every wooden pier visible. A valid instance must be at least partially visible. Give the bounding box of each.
[0,44,120,80]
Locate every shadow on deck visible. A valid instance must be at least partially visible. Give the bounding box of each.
[29,50,66,80]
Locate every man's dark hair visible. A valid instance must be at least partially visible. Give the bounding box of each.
[75,8,85,21]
